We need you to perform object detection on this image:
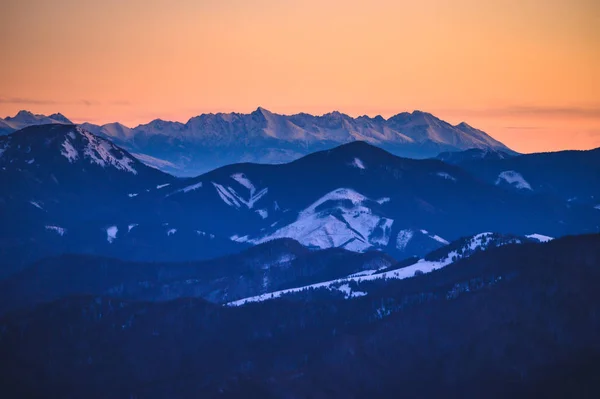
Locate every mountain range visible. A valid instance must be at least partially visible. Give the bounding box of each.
[0,232,546,316]
[2,123,599,278]
[0,110,71,134]
[1,108,515,175]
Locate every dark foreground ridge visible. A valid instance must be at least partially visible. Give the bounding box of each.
[1,234,599,398]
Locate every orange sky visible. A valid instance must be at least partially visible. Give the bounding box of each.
[1,0,599,153]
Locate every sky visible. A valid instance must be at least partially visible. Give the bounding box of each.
[0,0,599,153]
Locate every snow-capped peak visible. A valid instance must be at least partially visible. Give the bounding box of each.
[2,110,72,129]
[245,188,393,252]
[0,124,139,175]
[68,127,138,174]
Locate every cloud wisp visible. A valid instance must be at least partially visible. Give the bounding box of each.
[0,97,130,107]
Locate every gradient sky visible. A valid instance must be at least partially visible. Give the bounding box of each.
[1,0,599,153]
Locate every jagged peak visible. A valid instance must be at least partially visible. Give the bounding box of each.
[253,106,274,116]
[4,110,71,124]
[48,113,72,123]
[144,118,185,128]
[388,109,437,120]
[321,110,350,119]
[4,124,141,175]
[456,121,474,129]
[5,110,34,120]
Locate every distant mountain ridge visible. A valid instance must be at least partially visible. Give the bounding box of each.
[0,108,515,175]
[0,110,71,134]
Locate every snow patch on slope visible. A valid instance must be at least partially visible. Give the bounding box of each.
[430,234,450,245]
[337,284,367,298]
[228,256,450,306]
[256,209,268,219]
[526,233,553,243]
[58,128,138,173]
[212,178,268,209]
[231,173,255,193]
[213,183,241,207]
[29,201,44,210]
[106,226,118,243]
[230,234,250,243]
[352,158,366,170]
[417,229,449,245]
[45,225,66,236]
[436,172,456,181]
[396,229,414,250]
[166,181,203,197]
[79,129,137,174]
[496,171,532,190]
[180,182,202,193]
[196,230,216,239]
[61,139,79,162]
[300,188,366,217]
[132,153,178,171]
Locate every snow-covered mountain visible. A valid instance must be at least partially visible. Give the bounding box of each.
[79,121,134,142]
[0,110,71,134]
[0,124,185,275]
[1,127,598,278]
[0,123,170,184]
[1,109,515,175]
[228,187,448,255]
[104,108,516,175]
[122,108,506,148]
